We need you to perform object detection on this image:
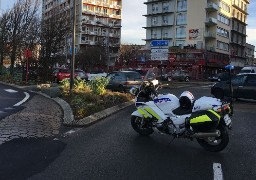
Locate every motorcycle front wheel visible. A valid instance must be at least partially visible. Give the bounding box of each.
[131,116,154,136]
[196,124,229,152]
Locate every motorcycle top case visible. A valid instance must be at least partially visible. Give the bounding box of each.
[189,110,220,132]
[192,96,222,112]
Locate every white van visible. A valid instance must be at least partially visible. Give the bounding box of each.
[238,66,256,75]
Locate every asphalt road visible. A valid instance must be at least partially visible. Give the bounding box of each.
[0,83,31,119]
[1,84,256,180]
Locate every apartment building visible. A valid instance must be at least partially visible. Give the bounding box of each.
[245,43,255,66]
[42,0,122,67]
[230,0,249,67]
[144,0,249,78]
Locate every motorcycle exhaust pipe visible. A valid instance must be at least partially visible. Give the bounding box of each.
[191,130,220,138]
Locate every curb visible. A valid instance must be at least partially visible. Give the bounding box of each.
[0,81,134,127]
[35,91,134,127]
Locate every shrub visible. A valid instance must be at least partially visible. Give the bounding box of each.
[87,77,109,95]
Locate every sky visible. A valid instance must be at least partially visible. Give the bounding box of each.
[1,0,256,48]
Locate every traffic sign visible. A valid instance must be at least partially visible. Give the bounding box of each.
[151,49,169,53]
[151,53,169,61]
[24,49,32,58]
[151,40,169,47]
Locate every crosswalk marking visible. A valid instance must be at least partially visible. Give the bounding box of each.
[4,89,18,93]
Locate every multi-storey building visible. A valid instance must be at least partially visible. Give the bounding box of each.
[42,0,122,68]
[230,0,249,67]
[143,0,249,78]
[245,43,255,66]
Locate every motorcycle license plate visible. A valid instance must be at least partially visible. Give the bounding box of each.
[224,114,232,128]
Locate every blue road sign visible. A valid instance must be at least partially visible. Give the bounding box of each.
[151,40,169,47]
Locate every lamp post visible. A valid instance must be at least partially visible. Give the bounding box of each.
[69,0,76,91]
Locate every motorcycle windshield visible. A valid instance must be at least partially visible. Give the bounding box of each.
[143,68,159,86]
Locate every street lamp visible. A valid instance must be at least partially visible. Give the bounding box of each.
[70,0,76,91]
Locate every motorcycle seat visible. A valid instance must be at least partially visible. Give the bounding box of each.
[172,106,193,115]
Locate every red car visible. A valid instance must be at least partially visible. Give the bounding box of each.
[53,68,81,83]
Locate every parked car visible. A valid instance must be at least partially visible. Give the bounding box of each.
[75,69,88,80]
[238,66,256,75]
[208,72,232,82]
[53,68,86,82]
[166,70,190,82]
[106,71,143,92]
[211,73,256,100]
[87,71,107,81]
[134,69,148,79]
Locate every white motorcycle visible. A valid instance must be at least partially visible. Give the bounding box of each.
[130,69,233,152]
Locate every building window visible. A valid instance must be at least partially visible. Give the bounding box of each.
[162,2,169,11]
[217,27,229,38]
[220,1,230,13]
[152,4,158,12]
[217,13,230,25]
[152,16,158,25]
[176,13,187,25]
[151,29,157,39]
[177,0,187,12]
[176,27,186,38]
[162,28,168,38]
[217,41,229,51]
[176,40,185,46]
[162,15,168,24]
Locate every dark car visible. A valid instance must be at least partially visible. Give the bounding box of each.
[106,71,143,92]
[211,73,256,100]
[166,70,190,82]
[208,72,231,82]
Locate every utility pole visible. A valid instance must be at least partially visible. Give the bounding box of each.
[70,0,76,91]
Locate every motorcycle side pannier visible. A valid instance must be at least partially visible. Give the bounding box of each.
[189,110,220,132]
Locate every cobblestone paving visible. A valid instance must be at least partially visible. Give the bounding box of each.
[0,95,63,145]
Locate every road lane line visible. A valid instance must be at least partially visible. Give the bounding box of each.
[213,163,223,180]
[13,92,30,106]
[4,89,18,93]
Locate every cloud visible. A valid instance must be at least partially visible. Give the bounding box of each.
[121,29,146,44]
[247,29,256,46]
[121,0,146,44]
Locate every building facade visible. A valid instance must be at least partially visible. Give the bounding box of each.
[143,0,250,79]
[42,0,122,68]
[245,43,255,66]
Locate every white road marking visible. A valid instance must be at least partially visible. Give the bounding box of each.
[63,128,82,137]
[13,92,30,107]
[4,107,14,110]
[4,89,18,93]
[0,111,6,113]
[213,163,223,180]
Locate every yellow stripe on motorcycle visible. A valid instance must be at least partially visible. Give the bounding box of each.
[144,107,161,120]
[208,109,221,120]
[190,115,212,124]
[137,108,151,118]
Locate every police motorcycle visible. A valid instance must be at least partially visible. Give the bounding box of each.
[129,68,233,152]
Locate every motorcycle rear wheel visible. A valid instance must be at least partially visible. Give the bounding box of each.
[131,116,154,136]
[196,124,229,152]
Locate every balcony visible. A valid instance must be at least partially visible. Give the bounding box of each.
[205,17,217,26]
[206,46,216,52]
[206,2,219,12]
[204,31,216,39]
[81,40,90,44]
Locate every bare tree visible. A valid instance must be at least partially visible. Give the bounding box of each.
[7,0,41,75]
[76,46,106,71]
[0,10,11,67]
[119,44,138,66]
[39,4,70,80]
